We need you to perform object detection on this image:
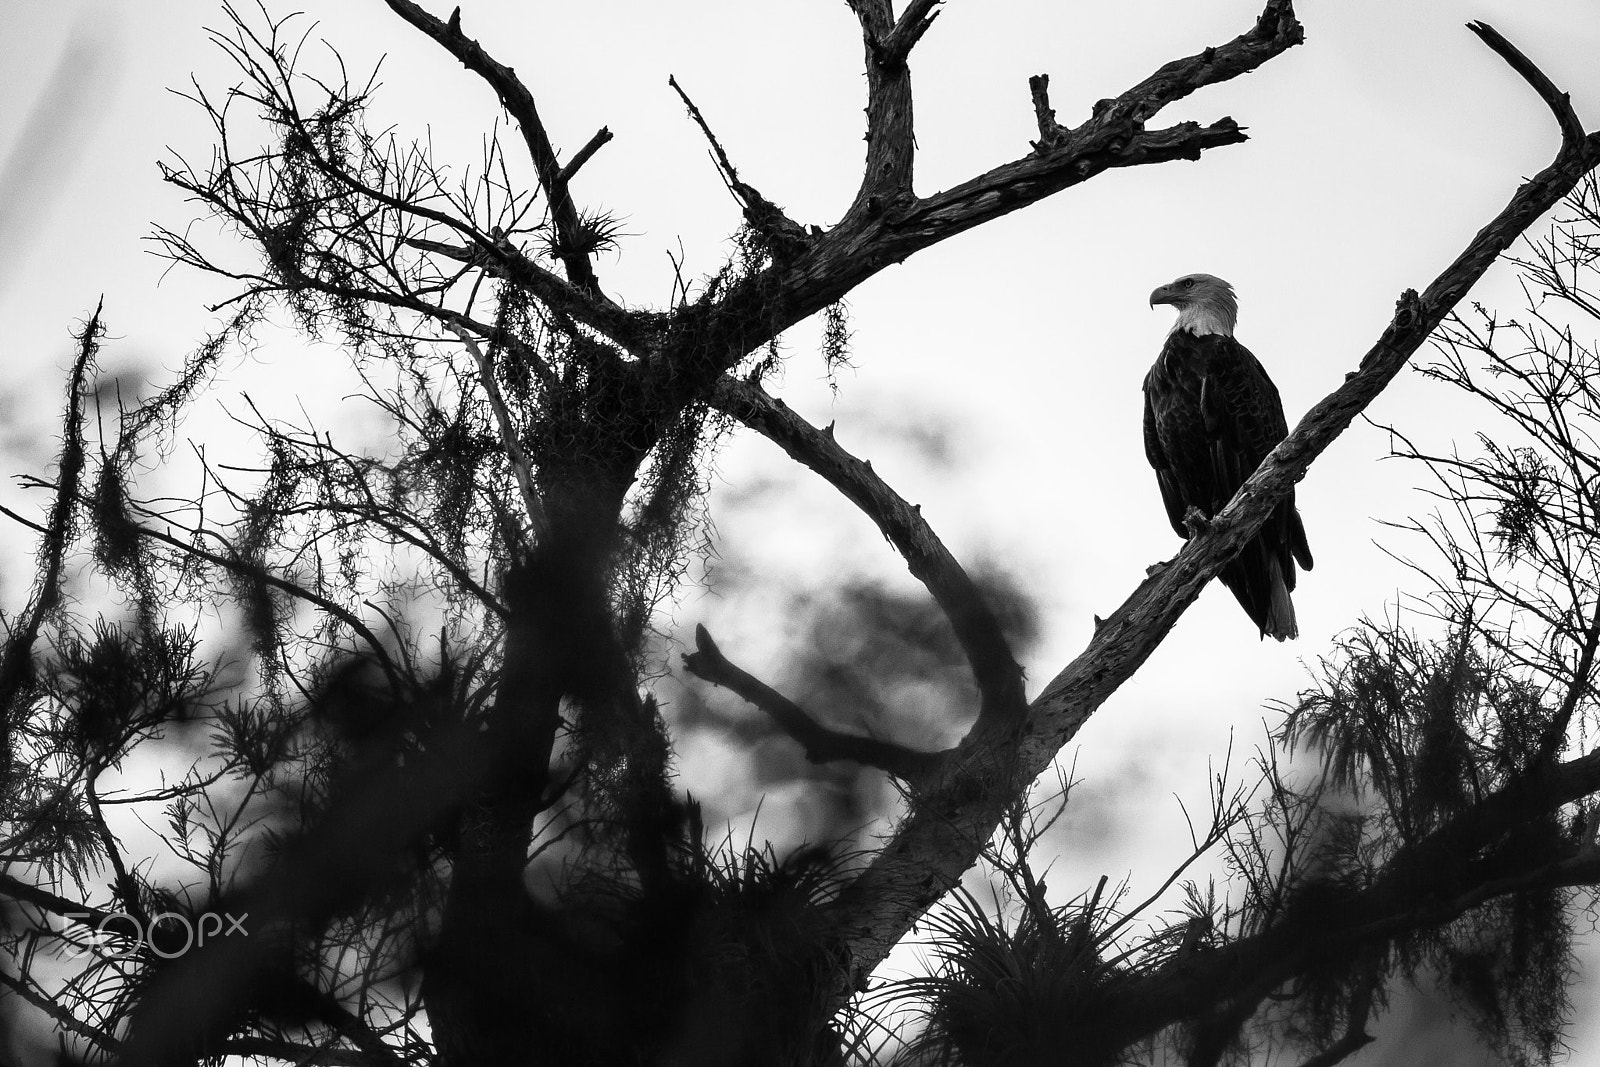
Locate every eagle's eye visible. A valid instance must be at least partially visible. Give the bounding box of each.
[1181,278,1195,290]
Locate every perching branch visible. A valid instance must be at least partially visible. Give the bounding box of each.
[815,17,1600,1015]
[682,625,942,779]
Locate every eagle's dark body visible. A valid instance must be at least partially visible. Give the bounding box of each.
[1143,274,1312,640]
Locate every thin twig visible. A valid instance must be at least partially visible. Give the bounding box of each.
[450,325,550,543]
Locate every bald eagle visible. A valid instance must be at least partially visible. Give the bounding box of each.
[1143,273,1312,640]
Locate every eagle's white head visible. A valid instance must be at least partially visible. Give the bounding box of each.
[1149,273,1238,337]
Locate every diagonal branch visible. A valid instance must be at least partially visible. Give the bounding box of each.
[882,0,942,70]
[450,325,551,542]
[557,126,614,187]
[682,624,943,779]
[896,0,1302,237]
[0,969,122,1056]
[710,374,1027,734]
[1104,0,1302,128]
[681,0,1303,393]
[398,235,659,353]
[380,0,608,294]
[1468,21,1585,149]
[0,872,120,930]
[668,75,808,256]
[815,18,1600,1012]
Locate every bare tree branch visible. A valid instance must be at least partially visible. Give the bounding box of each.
[379,0,610,296]
[0,969,122,1056]
[847,0,919,208]
[556,126,613,187]
[679,0,1304,390]
[816,19,1600,1008]
[1468,21,1585,149]
[450,325,551,542]
[882,0,942,70]
[668,75,808,256]
[710,374,1027,734]
[683,624,942,778]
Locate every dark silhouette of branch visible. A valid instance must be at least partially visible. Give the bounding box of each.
[379,0,609,296]
[667,75,807,255]
[47,2,1598,1063]
[710,374,1027,734]
[815,19,1600,1013]
[679,0,1304,390]
[557,126,613,187]
[1467,21,1585,148]
[0,969,120,1057]
[682,624,943,779]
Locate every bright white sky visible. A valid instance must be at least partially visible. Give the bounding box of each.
[5,0,1600,1061]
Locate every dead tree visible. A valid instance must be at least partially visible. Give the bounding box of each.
[0,2,1598,1064]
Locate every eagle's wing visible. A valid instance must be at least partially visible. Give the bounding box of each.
[1199,337,1313,570]
[1143,368,1190,538]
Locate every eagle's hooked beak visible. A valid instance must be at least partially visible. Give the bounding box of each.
[1149,285,1174,309]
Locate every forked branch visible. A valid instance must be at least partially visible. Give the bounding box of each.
[710,374,1027,734]
[847,0,921,207]
[380,0,611,295]
[680,0,1303,387]
[668,75,808,256]
[816,18,1600,1022]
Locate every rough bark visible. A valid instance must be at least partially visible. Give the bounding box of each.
[804,21,1600,1035]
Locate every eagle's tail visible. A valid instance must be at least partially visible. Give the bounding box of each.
[1264,555,1298,642]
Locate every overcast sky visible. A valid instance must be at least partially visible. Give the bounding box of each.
[5,0,1600,1061]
